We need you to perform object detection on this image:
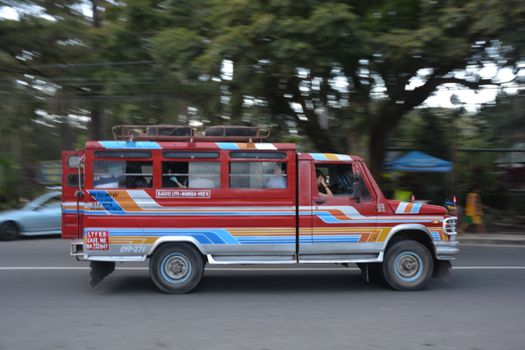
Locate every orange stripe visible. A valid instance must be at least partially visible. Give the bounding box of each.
[325,153,339,160]
[404,203,414,213]
[113,191,143,212]
[359,233,370,242]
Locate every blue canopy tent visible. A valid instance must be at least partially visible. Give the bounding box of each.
[385,151,454,204]
[385,151,453,173]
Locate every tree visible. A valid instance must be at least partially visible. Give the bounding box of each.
[184,0,525,175]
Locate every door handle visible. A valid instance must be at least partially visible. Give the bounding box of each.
[314,197,327,204]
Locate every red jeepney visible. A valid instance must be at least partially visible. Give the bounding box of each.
[62,125,458,293]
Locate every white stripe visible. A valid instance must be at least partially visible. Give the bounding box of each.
[335,154,352,161]
[126,190,162,209]
[395,202,408,214]
[62,202,85,206]
[254,143,277,150]
[2,266,525,271]
[460,243,525,248]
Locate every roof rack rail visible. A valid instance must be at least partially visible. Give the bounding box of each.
[112,124,271,142]
[112,125,193,141]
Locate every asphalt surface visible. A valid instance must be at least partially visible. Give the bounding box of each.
[1,238,525,350]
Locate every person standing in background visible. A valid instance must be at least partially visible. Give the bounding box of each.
[462,187,486,233]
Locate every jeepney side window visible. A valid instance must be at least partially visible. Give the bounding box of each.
[93,160,153,188]
[162,162,220,188]
[67,174,84,187]
[315,163,371,200]
[229,162,287,189]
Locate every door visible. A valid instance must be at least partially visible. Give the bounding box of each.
[22,192,62,235]
[61,151,84,239]
[304,161,378,258]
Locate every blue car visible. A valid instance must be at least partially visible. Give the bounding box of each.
[0,191,61,240]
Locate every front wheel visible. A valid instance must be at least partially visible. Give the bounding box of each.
[150,244,204,294]
[383,240,433,291]
[0,221,20,241]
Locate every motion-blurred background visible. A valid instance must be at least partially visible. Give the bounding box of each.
[0,0,524,230]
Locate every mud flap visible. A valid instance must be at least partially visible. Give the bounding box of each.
[433,260,452,280]
[357,263,370,283]
[89,261,115,287]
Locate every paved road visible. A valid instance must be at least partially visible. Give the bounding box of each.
[1,238,524,350]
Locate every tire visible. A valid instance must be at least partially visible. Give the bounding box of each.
[0,221,21,241]
[149,244,204,294]
[383,240,433,291]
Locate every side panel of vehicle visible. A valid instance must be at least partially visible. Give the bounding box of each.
[80,146,297,263]
[62,151,84,239]
[298,155,380,262]
[21,206,61,235]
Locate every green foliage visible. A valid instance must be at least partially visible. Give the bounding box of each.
[0,0,523,202]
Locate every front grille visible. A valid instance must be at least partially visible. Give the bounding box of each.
[443,217,457,239]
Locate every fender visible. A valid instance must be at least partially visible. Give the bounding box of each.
[147,236,207,256]
[383,224,435,253]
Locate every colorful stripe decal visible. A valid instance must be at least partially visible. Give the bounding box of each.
[98,141,162,149]
[84,227,368,245]
[84,190,438,224]
[395,202,422,214]
[215,142,240,150]
[308,153,352,161]
[215,142,278,150]
[84,226,443,247]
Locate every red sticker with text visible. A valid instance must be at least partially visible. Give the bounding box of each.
[86,230,110,250]
[156,189,211,199]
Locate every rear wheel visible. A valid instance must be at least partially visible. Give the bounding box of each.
[0,221,20,241]
[383,240,433,291]
[150,244,204,294]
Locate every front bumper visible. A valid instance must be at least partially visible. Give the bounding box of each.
[435,216,459,260]
[434,241,460,260]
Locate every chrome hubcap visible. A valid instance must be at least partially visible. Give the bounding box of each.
[397,254,420,278]
[164,256,189,280]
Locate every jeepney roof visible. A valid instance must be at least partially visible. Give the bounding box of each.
[85,140,297,151]
[299,153,363,162]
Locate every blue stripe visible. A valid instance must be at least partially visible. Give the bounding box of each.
[87,228,240,245]
[62,210,84,214]
[82,210,434,224]
[88,190,124,214]
[98,141,162,149]
[216,142,240,150]
[85,211,295,216]
[309,153,327,160]
[313,237,360,243]
[411,203,422,213]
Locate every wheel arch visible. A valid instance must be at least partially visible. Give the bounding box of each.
[383,224,436,259]
[1,220,22,233]
[147,237,207,260]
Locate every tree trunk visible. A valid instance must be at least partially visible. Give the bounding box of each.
[367,105,406,178]
[89,104,104,140]
[368,122,389,178]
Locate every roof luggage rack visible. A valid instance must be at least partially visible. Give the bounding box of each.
[112,124,270,142]
[112,125,193,141]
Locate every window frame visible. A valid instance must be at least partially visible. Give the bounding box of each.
[92,159,154,189]
[313,161,375,202]
[161,160,221,189]
[228,159,289,190]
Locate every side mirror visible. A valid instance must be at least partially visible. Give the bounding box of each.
[74,190,84,199]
